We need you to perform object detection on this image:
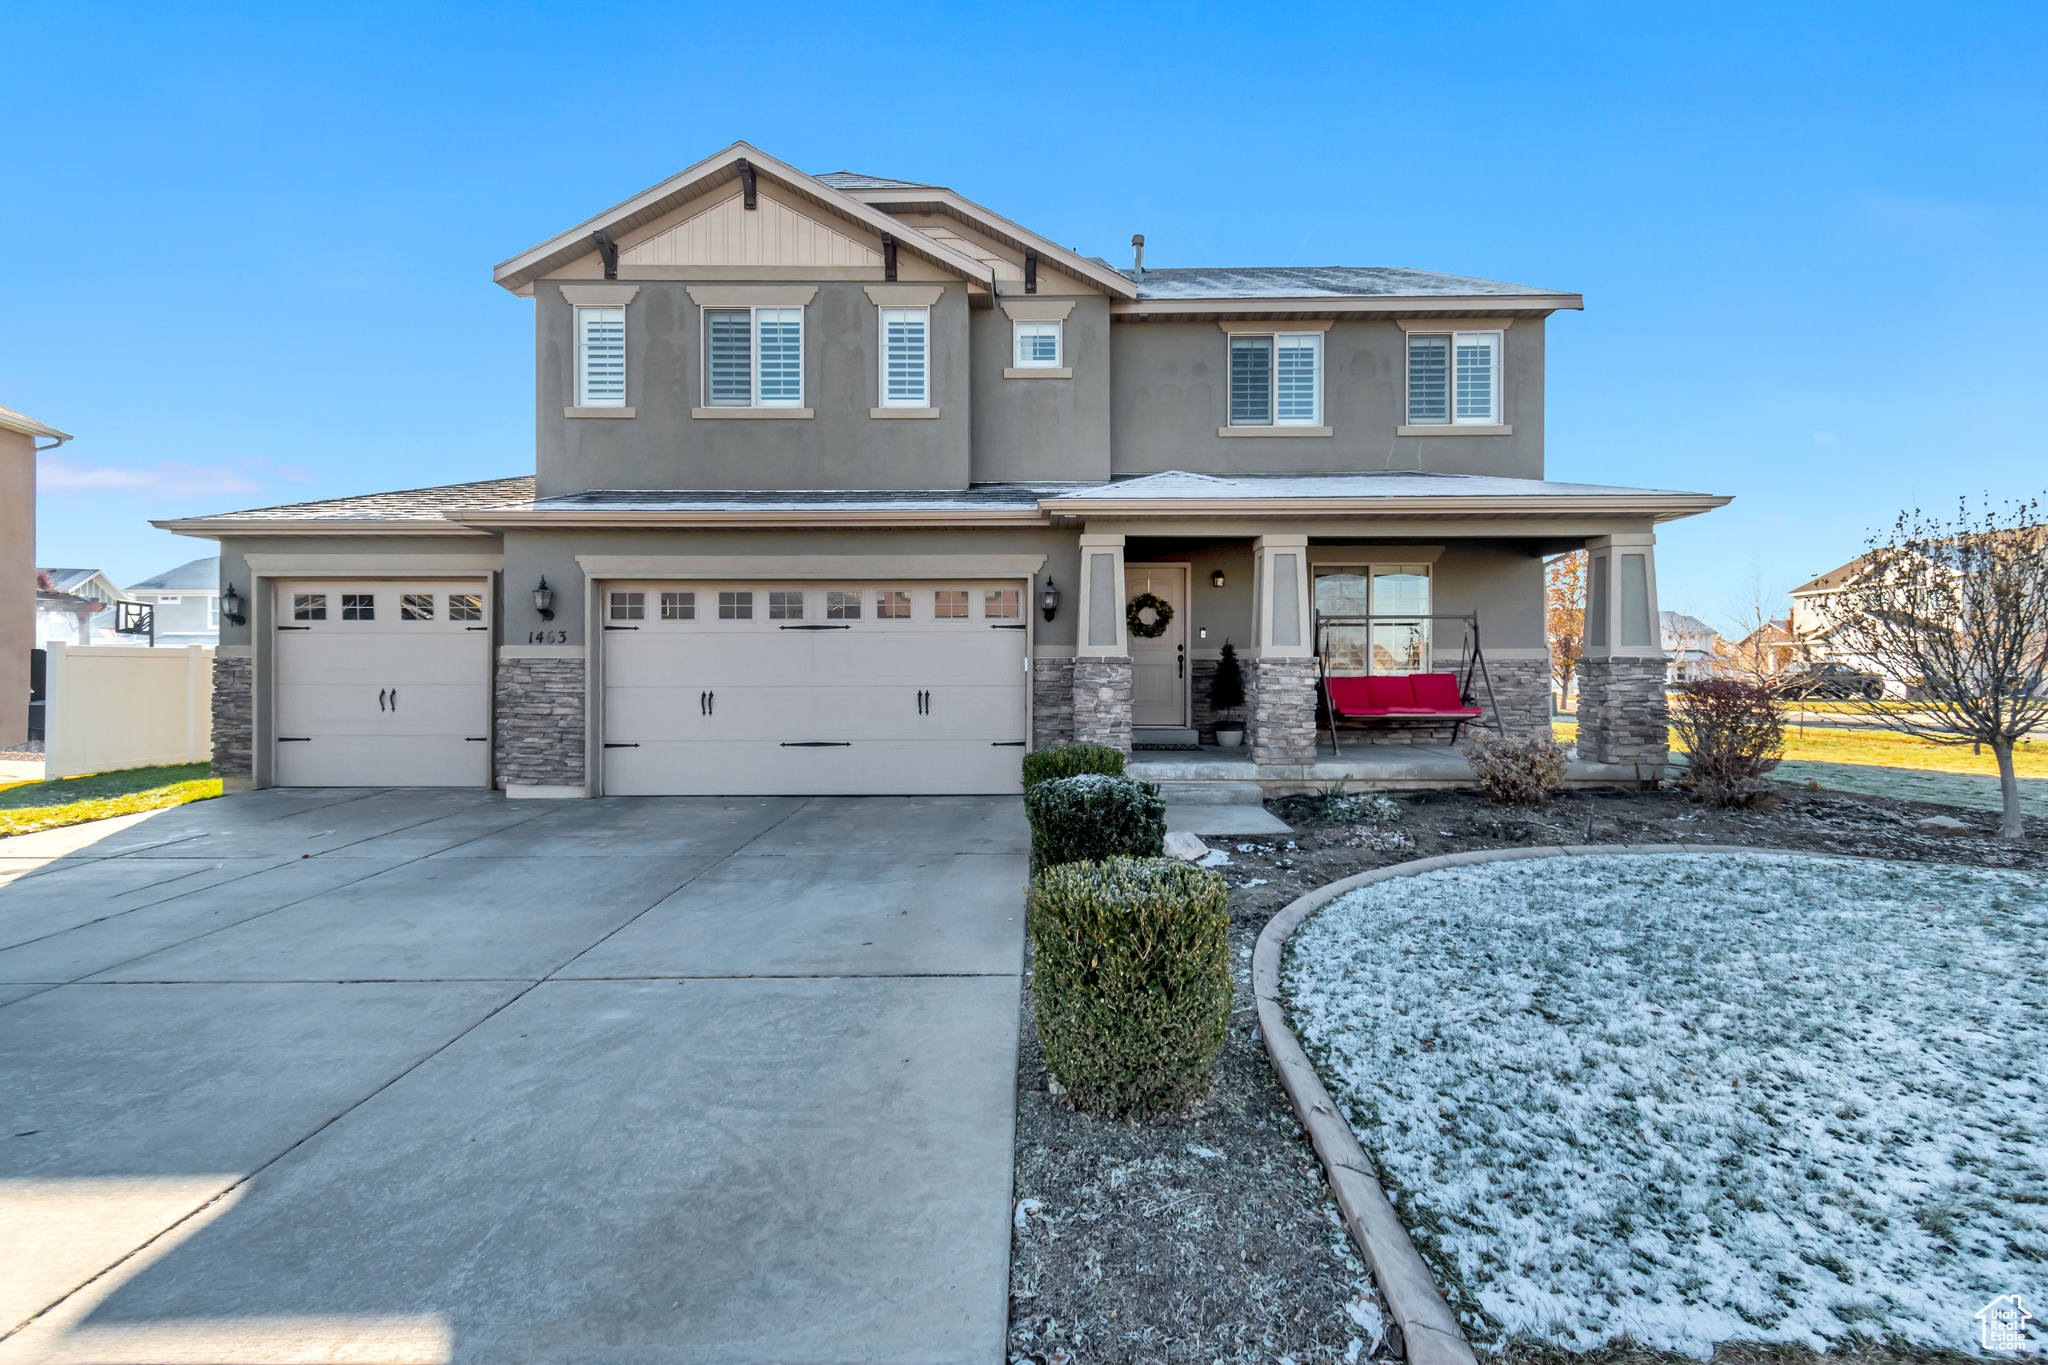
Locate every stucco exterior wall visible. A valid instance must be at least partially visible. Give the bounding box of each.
[0,428,33,745]
[967,297,1111,484]
[1109,317,1545,479]
[536,280,975,495]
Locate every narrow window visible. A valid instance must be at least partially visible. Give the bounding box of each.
[1407,335,1450,424]
[293,593,326,621]
[826,590,862,620]
[576,307,626,407]
[877,590,911,620]
[934,589,969,619]
[448,593,483,621]
[881,308,929,406]
[341,593,374,621]
[768,590,804,620]
[1013,322,1060,368]
[1229,336,1272,425]
[209,596,220,627]
[660,592,695,621]
[401,593,434,621]
[1453,332,1500,423]
[706,310,753,406]
[755,308,803,406]
[609,591,645,621]
[1276,333,1322,425]
[984,589,1020,619]
[718,591,753,620]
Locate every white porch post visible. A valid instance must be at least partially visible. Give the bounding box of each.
[1577,531,1668,770]
[1072,532,1133,752]
[1248,534,1317,767]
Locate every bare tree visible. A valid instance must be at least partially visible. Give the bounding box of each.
[1829,497,2048,840]
[1545,551,1585,711]
[1713,559,1793,685]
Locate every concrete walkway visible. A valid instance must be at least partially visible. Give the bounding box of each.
[0,789,1026,1364]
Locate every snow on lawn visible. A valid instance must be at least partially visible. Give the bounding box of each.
[1283,852,2048,1356]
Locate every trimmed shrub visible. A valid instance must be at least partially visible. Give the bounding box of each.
[1671,678,1784,807]
[1023,773,1166,876]
[1028,857,1232,1118]
[1208,639,1247,715]
[1022,742,1126,789]
[1468,732,1571,805]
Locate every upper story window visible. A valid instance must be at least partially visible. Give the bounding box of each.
[1407,331,1501,425]
[706,307,804,407]
[576,307,626,407]
[1013,322,1061,368]
[880,308,929,406]
[1228,333,1322,426]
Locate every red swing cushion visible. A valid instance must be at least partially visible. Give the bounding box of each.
[1409,673,1468,710]
[1325,672,1481,719]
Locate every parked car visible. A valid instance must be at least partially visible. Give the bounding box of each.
[1769,661,1885,700]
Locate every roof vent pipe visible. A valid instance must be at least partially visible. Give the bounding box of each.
[738,159,757,209]
[593,230,618,281]
[1131,233,1145,276]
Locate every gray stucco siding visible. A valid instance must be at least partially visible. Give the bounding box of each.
[967,297,1112,485]
[1109,317,1545,479]
[537,281,973,495]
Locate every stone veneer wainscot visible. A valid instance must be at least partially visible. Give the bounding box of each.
[496,658,587,789]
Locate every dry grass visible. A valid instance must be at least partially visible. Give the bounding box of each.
[1553,720,2048,779]
[0,762,222,838]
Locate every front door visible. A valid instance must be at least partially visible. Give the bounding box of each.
[1125,563,1188,727]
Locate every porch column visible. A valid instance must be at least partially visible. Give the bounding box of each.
[1248,534,1318,768]
[1071,533,1132,753]
[1575,531,1669,771]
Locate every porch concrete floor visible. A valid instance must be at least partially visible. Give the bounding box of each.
[1130,743,1656,792]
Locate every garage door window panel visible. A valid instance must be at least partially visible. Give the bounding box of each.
[985,590,1020,619]
[661,592,695,621]
[342,594,374,621]
[610,592,645,621]
[769,591,805,620]
[719,592,753,621]
[402,593,434,621]
[827,591,861,620]
[294,594,327,621]
[878,591,911,620]
[935,590,969,619]
[449,593,482,621]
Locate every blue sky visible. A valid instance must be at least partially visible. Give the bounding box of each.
[6,0,2043,633]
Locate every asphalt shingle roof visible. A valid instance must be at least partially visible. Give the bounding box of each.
[129,556,220,591]
[814,171,936,191]
[1120,265,1564,301]
[191,476,535,523]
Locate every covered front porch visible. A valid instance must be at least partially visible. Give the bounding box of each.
[1129,738,1658,796]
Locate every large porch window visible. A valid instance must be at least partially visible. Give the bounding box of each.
[1314,564,1432,674]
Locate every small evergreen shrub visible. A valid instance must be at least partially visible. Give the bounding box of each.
[1023,773,1166,876]
[1021,743,1126,789]
[1028,857,1233,1118]
[1671,678,1784,807]
[1468,732,1571,805]
[1208,639,1247,717]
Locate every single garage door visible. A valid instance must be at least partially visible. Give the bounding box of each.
[273,580,493,787]
[600,580,1029,796]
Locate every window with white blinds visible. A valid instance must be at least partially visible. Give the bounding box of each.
[1407,331,1500,424]
[576,307,626,407]
[704,306,805,407]
[1228,333,1321,426]
[881,307,929,406]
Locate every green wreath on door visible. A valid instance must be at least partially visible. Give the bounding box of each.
[1126,592,1175,639]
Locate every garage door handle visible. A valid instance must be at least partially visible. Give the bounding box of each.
[465,626,488,632]
[990,623,1026,630]
[700,690,714,716]
[389,689,397,711]
[279,736,312,742]
[780,624,851,631]
[781,741,851,747]
[604,742,640,749]
[378,688,387,712]
[992,741,1026,747]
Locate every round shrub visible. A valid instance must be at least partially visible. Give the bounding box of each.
[1468,732,1571,805]
[1023,773,1165,876]
[1021,742,1126,789]
[1027,857,1233,1118]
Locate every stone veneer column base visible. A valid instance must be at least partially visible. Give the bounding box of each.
[1575,656,1670,768]
[1248,658,1319,766]
[1071,658,1133,754]
[1482,657,1555,742]
[1031,658,1076,750]
[210,655,253,779]
[496,658,587,791]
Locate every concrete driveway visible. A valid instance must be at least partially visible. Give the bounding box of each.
[0,789,1027,1364]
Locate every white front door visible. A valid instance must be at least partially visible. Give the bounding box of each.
[599,581,1029,796]
[1126,563,1188,727]
[273,581,493,787]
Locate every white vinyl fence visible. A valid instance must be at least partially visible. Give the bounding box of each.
[43,643,213,779]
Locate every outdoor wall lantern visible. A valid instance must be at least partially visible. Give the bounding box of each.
[533,577,555,621]
[1211,569,1226,588]
[1040,578,1060,622]
[220,582,246,626]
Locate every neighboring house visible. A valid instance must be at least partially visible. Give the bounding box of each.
[1787,555,1870,656]
[127,556,222,647]
[1726,617,1805,677]
[3,405,70,746]
[1659,611,1719,684]
[157,142,1730,796]
[35,568,132,647]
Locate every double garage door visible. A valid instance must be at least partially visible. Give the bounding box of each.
[272,580,493,788]
[600,580,1029,796]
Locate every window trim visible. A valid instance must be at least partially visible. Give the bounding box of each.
[1404,329,1504,427]
[702,305,807,410]
[1223,329,1325,429]
[1012,320,1062,369]
[878,306,931,409]
[574,305,627,409]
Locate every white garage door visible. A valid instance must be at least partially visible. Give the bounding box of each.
[600,581,1029,796]
[273,580,493,787]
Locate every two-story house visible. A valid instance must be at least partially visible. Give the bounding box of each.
[159,142,1727,796]
[126,556,223,648]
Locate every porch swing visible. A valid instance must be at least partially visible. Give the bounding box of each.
[1313,613,1506,756]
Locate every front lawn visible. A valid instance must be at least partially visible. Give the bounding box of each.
[1284,852,2047,1355]
[1553,720,2048,780]
[0,762,223,838]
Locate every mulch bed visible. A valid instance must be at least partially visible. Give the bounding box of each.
[1008,780,2043,1364]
